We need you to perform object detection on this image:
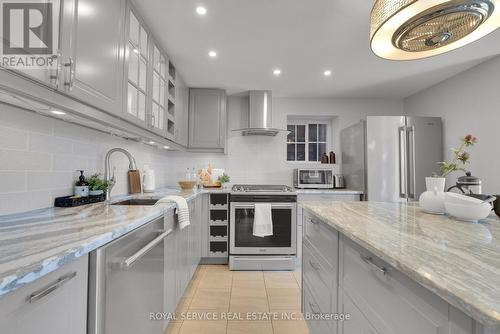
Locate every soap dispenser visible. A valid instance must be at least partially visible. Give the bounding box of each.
[74,170,89,197]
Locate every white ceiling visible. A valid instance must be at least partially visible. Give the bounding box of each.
[133,0,500,99]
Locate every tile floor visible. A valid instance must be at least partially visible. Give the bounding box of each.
[165,265,309,334]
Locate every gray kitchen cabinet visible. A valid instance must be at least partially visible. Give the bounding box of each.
[340,291,378,334]
[61,0,126,115]
[164,213,177,317]
[302,210,339,334]
[0,255,88,334]
[122,4,149,128]
[297,192,360,263]
[188,88,227,152]
[174,74,189,146]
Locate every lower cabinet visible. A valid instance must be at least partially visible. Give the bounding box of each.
[302,209,495,334]
[0,255,88,334]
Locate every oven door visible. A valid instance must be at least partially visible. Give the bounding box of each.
[230,202,296,255]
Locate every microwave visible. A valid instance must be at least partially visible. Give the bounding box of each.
[293,169,334,189]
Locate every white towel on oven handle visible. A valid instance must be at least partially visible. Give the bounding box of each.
[155,195,190,230]
[253,203,273,237]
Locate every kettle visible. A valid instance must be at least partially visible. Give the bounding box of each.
[447,172,482,194]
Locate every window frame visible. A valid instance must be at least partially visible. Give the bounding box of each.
[286,119,331,163]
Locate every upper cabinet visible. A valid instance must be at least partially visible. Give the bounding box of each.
[61,0,126,115]
[174,74,189,147]
[1,0,126,115]
[123,6,149,127]
[188,89,227,153]
[149,42,168,135]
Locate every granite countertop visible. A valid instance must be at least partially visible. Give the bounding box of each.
[0,187,221,298]
[295,188,363,195]
[302,201,500,330]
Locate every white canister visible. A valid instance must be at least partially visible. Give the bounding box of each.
[143,165,156,193]
[419,177,446,214]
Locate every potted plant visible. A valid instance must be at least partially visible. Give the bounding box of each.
[419,134,477,214]
[87,174,110,196]
[217,173,231,189]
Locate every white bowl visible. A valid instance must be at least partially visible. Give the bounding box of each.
[444,202,492,222]
[444,192,483,205]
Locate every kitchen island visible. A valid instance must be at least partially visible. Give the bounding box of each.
[301,201,500,333]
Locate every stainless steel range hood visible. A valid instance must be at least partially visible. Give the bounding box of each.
[232,90,288,136]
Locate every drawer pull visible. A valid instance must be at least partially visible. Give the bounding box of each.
[27,271,77,303]
[361,256,387,276]
[308,218,319,225]
[309,260,320,271]
[309,301,320,314]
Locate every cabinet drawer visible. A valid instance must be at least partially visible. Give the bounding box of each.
[0,255,88,334]
[303,211,338,267]
[340,290,378,334]
[340,236,450,334]
[303,282,335,334]
[303,240,335,295]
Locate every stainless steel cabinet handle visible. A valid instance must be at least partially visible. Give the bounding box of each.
[122,228,173,268]
[63,57,75,90]
[49,50,62,88]
[27,271,77,303]
[308,218,319,225]
[309,260,320,271]
[308,301,320,314]
[361,256,387,276]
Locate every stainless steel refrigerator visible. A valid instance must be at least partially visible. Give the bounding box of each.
[340,116,443,202]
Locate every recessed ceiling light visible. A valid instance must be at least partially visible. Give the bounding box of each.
[273,69,282,76]
[51,110,66,115]
[148,141,155,145]
[163,145,170,149]
[323,70,332,76]
[208,50,217,58]
[196,6,207,16]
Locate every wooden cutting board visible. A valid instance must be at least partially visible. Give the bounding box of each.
[128,170,142,194]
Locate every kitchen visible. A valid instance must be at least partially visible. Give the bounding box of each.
[1,0,500,334]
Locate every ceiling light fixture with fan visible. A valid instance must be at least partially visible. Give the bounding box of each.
[370,0,500,60]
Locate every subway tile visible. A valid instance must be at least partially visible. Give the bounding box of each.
[0,190,52,215]
[0,105,54,135]
[0,150,52,171]
[28,132,74,155]
[52,154,88,171]
[0,125,28,150]
[27,171,74,190]
[0,171,26,193]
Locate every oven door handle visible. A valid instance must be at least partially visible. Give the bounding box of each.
[230,203,296,209]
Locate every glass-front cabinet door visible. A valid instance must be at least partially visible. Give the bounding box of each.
[124,8,148,126]
[150,43,167,135]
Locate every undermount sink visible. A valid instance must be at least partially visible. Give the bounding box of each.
[111,198,159,206]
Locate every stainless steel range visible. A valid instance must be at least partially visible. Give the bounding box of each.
[229,185,297,271]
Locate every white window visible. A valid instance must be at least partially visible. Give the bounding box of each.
[287,121,329,162]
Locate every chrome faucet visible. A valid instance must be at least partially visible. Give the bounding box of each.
[104,148,137,200]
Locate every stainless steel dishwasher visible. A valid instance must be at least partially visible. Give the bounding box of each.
[88,216,173,334]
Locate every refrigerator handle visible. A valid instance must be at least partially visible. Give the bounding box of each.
[407,126,416,200]
[398,126,407,199]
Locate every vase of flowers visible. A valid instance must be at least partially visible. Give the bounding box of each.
[419,134,477,214]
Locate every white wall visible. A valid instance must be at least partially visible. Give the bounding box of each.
[0,104,172,215]
[404,55,500,194]
[0,93,402,215]
[166,96,404,185]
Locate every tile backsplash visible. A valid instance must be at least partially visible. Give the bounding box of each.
[0,104,172,216]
